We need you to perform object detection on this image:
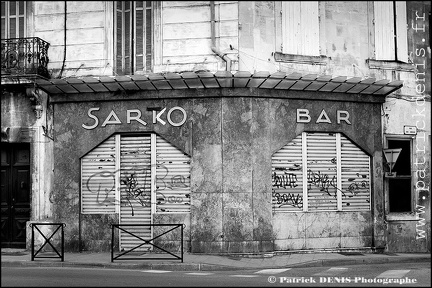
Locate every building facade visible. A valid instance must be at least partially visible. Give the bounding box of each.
[1,1,430,254]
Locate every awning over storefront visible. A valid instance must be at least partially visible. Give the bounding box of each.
[30,71,403,97]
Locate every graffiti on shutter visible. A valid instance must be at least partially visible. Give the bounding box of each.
[81,135,116,214]
[119,135,152,251]
[271,134,304,212]
[271,132,371,213]
[340,135,371,210]
[306,132,338,211]
[155,135,191,213]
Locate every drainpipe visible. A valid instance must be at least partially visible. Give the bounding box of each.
[210,1,231,71]
[58,1,67,78]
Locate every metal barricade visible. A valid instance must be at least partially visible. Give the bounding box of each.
[30,223,65,261]
[111,224,184,262]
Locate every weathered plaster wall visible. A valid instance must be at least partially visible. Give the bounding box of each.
[159,1,238,73]
[32,1,110,77]
[51,89,384,252]
[1,88,55,249]
[381,1,431,253]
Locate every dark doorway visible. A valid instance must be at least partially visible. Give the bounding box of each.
[1,142,31,248]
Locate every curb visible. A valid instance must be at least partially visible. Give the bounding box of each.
[1,256,430,271]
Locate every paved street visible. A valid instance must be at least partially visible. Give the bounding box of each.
[2,261,430,287]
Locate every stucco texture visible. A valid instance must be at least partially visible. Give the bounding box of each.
[51,90,384,252]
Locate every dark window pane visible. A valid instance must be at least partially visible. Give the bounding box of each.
[389,178,412,212]
[9,1,16,15]
[136,10,143,54]
[116,9,123,73]
[388,140,411,175]
[18,1,24,14]
[19,16,23,37]
[1,1,6,16]
[125,9,130,56]
[1,19,5,39]
[10,18,16,38]
[145,8,152,69]
[136,55,143,71]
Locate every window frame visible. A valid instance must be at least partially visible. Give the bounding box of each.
[373,1,409,63]
[113,1,161,75]
[1,1,27,39]
[384,134,416,220]
[274,1,327,65]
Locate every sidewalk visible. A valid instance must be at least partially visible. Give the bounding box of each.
[2,249,430,271]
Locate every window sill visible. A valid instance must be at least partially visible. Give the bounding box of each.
[366,59,415,72]
[385,213,418,222]
[274,52,328,65]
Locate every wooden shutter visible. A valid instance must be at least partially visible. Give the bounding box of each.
[306,132,338,211]
[374,1,395,60]
[155,135,191,213]
[340,135,371,210]
[119,135,152,251]
[271,134,304,212]
[395,1,408,62]
[81,135,116,214]
[282,1,319,56]
[374,1,408,62]
[134,1,152,73]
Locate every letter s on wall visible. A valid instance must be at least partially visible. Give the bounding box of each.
[82,107,100,130]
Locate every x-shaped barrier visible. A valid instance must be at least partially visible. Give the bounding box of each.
[111,224,184,262]
[30,223,65,261]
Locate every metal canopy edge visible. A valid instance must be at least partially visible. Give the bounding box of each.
[31,71,403,97]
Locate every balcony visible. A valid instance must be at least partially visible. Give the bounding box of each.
[1,37,50,80]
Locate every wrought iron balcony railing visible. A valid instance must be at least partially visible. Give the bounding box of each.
[1,37,50,79]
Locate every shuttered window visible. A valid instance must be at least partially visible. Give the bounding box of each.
[306,133,338,211]
[155,135,191,213]
[1,1,26,39]
[119,135,152,251]
[272,134,304,212]
[272,132,371,212]
[81,135,117,214]
[373,1,408,62]
[115,1,153,75]
[281,1,320,56]
[81,133,191,214]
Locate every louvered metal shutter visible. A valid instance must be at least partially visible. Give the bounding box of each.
[81,135,116,214]
[340,135,371,210]
[306,132,338,211]
[155,135,191,213]
[271,134,304,212]
[119,135,152,251]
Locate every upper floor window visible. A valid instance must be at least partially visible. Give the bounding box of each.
[281,1,319,56]
[373,1,408,62]
[1,1,26,39]
[114,1,154,75]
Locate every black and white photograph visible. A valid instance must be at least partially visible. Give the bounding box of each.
[1,1,430,287]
